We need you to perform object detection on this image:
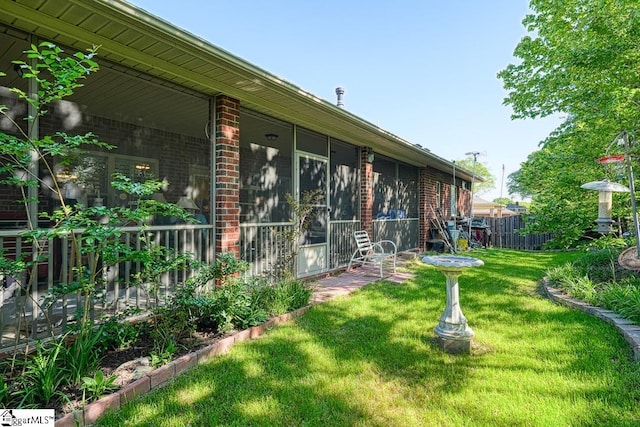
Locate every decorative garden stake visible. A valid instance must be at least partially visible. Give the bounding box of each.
[422,255,484,354]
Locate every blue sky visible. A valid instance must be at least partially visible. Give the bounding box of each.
[129,0,561,201]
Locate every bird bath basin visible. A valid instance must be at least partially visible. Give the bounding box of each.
[422,255,484,354]
[618,247,640,270]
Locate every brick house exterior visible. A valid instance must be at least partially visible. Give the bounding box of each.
[0,1,475,278]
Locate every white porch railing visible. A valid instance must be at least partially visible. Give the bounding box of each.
[1,218,370,352]
[329,220,360,268]
[240,222,293,277]
[239,220,362,276]
[0,224,213,353]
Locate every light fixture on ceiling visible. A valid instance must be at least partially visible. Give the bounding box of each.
[265,133,278,141]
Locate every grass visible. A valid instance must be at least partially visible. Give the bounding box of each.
[97,249,640,426]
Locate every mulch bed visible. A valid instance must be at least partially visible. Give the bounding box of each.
[4,324,227,417]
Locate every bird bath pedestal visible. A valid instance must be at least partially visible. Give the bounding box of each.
[422,255,484,354]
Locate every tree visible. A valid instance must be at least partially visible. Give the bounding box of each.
[493,197,513,206]
[0,43,192,364]
[499,0,640,130]
[498,0,640,247]
[455,158,495,196]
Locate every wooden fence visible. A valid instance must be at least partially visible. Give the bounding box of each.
[485,216,554,251]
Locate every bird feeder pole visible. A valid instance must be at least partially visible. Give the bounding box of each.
[622,132,640,258]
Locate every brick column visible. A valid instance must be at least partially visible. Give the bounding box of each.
[419,167,443,250]
[214,95,240,257]
[359,148,373,235]
[462,188,472,218]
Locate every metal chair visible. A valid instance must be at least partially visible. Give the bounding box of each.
[347,230,397,277]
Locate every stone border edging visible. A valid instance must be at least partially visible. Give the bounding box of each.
[55,305,312,427]
[542,278,640,361]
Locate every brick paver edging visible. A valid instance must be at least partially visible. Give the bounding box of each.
[542,278,640,361]
[55,305,312,427]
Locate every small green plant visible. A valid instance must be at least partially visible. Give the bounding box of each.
[98,311,144,351]
[62,326,104,387]
[81,370,118,402]
[546,263,581,289]
[13,340,68,408]
[547,248,640,323]
[149,319,178,368]
[266,277,313,316]
[0,376,9,407]
[267,189,324,280]
[567,275,599,305]
[599,278,640,324]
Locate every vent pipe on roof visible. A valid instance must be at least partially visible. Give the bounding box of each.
[335,87,345,108]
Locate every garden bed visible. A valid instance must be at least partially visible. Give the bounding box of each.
[4,305,311,426]
[0,273,315,425]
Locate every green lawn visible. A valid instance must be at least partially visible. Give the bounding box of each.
[97,249,640,427]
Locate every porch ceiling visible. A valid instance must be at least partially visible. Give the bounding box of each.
[1,0,475,180]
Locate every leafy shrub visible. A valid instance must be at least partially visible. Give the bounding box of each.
[547,248,640,324]
[581,235,628,251]
[599,278,640,324]
[546,264,582,289]
[188,253,250,288]
[208,279,266,333]
[266,277,313,315]
[178,274,313,334]
[98,311,144,351]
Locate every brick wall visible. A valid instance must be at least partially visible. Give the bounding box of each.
[0,95,211,226]
[419,167,468,250]
[43,114,211,206]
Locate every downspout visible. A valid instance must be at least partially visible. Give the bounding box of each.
[452,161,456,216]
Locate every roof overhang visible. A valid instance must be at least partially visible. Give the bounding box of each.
[1,0,477,180]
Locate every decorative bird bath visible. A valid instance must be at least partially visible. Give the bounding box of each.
[422,255,484,354]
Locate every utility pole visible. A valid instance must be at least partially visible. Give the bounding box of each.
[465,151,481,241]
[499,164,505,200]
